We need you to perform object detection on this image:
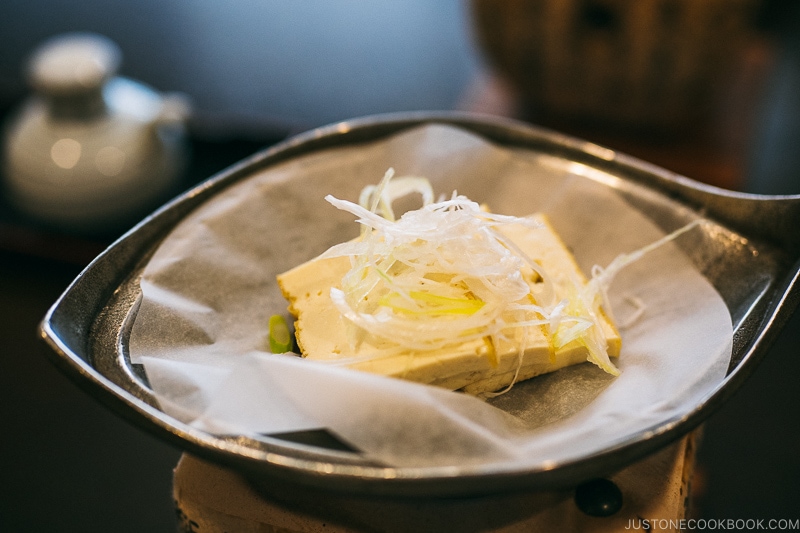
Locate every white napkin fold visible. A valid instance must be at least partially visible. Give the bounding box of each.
[130,124,732,468]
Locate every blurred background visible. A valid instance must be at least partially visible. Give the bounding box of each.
[1,1,798,531]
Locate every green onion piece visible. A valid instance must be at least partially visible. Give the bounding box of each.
[378,290,485,316]
[269,314,293,353]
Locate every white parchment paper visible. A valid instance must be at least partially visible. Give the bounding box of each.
[129,124,732,469]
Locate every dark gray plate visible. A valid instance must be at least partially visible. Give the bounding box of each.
[40,112,800,497]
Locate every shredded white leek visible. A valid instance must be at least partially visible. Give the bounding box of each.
[320,169,701,389]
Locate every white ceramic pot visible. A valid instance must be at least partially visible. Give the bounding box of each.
[3,33,190,232]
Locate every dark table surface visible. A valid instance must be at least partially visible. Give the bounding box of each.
[1,2,799,531]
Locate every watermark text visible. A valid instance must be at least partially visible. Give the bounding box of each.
[625,518,800,531]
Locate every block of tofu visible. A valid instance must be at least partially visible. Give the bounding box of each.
[277,214,621,396]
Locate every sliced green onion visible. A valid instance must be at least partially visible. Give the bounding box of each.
[321,170,702,389]
[268,314,293,354]
[378,291,485,316]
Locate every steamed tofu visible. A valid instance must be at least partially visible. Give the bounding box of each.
[277,214,620,396]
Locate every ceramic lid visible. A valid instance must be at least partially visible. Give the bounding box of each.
[28,32,121,96]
